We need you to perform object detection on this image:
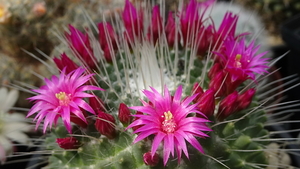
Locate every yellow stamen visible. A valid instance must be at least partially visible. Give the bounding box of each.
[55,92,67,100]
[164,111,173,121]
[235,54,242,61]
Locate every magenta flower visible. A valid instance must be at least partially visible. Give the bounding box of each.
[27,67,104,133]
[127,85,211,165]
[216,37,269,82]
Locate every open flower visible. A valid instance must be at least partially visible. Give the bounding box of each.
[215,37,269,82]
[127,85,211,165]
[27,67,104,133]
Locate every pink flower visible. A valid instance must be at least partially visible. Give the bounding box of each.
[215,37,269,82]
[127,85,211,165]
[27,67,104,133]
[66,25,97,70]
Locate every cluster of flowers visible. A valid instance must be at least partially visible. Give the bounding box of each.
[26,0,269,167]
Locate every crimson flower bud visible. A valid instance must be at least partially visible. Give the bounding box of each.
[196,89,215,118]
[66,25,96,70]
[192,82,204,102]
[70,110,88,128]
[56,137,80,150]
[209,71,227,97]
[236,88,256,111]
[89,95,105,112]
[118,103,132,125]
[165,12,176,47]
[217,91,238,121]
[95,111,116,139]
[147,5,163,43]
[208,63,222,80]
[53,53,79,74]
[143,152,159,167]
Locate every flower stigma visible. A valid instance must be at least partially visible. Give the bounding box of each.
[162,111,177,133]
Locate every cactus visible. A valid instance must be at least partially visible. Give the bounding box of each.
[25,0,299,168]
[235,0,300,37]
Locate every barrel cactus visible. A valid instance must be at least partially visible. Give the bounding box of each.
[25,0,299,168]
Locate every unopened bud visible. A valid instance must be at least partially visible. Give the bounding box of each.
[56,137,80,149]
[192,82,204,102]
[70,110,88,128]
[143,151,159,167]
[209,71,227,97]
[95,111,116,139]
[89,95,105,112]
[196,89,215,118]
[118,103,132,125]
[217,91,238,121]
[208,63,222,79]
[236,88,256,111]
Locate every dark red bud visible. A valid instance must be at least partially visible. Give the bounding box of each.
[56,137,80,149]
[236,88,256,111]
[192,82,204,102]
[118,103,132,125]
[143,152,159,167]
[217,91,238,121]
[196,89,215,118]
[95,111,116,139]
[209,71,227,97]
[208,63,222,80]
[89,95,105,112]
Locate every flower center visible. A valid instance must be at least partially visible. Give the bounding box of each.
[161,111,177,133]
[55,92,71,106]
[234,54,242,68]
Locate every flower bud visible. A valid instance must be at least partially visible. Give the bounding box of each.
[53,53,79,74]
[56,137,80,149]
[192,82,204,102]
[196,89,215,118]
[143,151,159,167]
[118,103,132,125]
[209,71,226,97]
[208,63,222,79]
[217,91,238,121]
[70,110,88,128]
[236,88,256,111]
[147,5,162,43]
[165,12,176,47]
[95,111,116,139]
[89,95,105,112]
